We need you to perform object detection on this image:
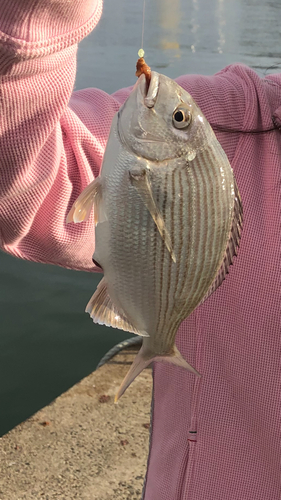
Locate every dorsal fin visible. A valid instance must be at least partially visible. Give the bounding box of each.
[200,178,243,304]
[86,278,149,337]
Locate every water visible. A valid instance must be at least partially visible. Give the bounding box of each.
[0,0,280,436]
[75,0,281,93]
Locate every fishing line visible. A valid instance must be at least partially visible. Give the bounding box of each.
[138,0,146,58]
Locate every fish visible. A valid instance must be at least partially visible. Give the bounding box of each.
[67,71,243,402]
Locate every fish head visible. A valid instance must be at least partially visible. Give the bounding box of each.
[117,72,214,162]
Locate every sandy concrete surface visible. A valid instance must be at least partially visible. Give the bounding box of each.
[0,347,152,500]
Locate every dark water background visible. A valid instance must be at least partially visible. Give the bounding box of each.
[0,0,280,436]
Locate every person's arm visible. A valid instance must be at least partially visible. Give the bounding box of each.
[0,0,131,272]
[0,0,251,273]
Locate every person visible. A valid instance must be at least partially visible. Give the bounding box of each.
[0,1,280,499]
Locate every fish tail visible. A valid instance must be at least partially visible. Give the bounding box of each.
[155,345,201,377]
[114,343,200,403]
[114,343,153,403]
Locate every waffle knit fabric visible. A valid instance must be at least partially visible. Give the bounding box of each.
[0,1,280,499]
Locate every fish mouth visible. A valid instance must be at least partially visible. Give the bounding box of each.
[138,71,159,108]
[117,70,168,159]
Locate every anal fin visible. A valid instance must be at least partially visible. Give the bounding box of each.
[86,278,149,337]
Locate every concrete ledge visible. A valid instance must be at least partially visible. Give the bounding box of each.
[0,347,152,500]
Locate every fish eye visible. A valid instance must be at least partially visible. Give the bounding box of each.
[172,107,192,129]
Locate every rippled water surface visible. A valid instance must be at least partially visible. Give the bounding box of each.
[0,0,280,435]
[76,0,281,92]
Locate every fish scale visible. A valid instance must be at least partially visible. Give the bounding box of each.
[109,162,157,332]
[67,71,243,401]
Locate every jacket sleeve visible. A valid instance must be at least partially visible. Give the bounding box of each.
[0,0,131,272]
[0,0,250,273]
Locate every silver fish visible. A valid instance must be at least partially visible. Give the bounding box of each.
[67,72,243,402]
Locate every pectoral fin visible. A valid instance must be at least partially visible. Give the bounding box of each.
[86,278,149,337]
[129,168,176,262]
[66,177,105,224]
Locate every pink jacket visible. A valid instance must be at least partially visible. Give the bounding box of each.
[0,1,280,499]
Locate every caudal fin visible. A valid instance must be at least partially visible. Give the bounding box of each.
[114,344,153,403]
[114,343,200,403]
[156,345,201,377]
